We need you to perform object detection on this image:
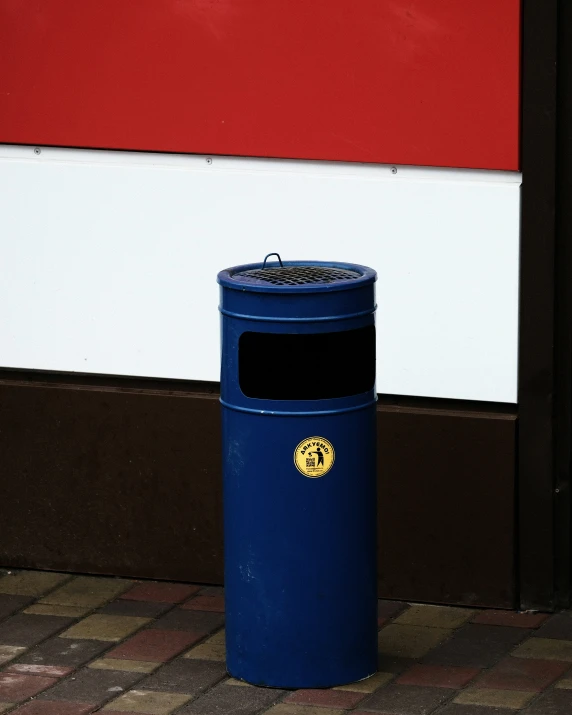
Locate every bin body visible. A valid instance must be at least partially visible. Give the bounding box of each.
[218,260,378,688]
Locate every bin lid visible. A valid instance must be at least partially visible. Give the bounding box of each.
[218,254,376,293]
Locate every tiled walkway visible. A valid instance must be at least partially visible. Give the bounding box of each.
[0,571,571,714]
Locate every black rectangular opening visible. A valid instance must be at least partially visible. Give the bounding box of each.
[239,325,375,400]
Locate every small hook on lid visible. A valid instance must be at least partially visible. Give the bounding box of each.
[262,253,284,268]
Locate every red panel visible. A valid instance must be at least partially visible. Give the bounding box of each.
[0,0,520,170]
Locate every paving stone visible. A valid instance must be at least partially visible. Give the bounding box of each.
[377,655,417,674]
[152,609,224,634]
[525,689,572,713]
[513,637,572,661]
[11,703,97,714]
[18,636,111,667]
[38,667,142,704]
[534,612,572,640]
[60,615,150,642]
[454,687,534,709]
[0,645,26,666]
[98,601,172,619]
[284,688,365,708]
[180,595,225,613]
[266,707,344,715]
[138,657,226,694]
[378,625,451,659]
[475,656,569,692]
[24,604,92,618]
[121,583,200,604]
[359,683,451,713]
[555,676,572,689]
[102,689,191,713]
[198,587,224,597]
[472,610,549,629]
[0,705,12,713]
[0,572,69,597]
[40,577,132,609]
[0,672,57,701]
[0,614,74,646]
[183,629,225,661]
[0,595,34,621]
[397,664,480,689]
[334,671,393,692]
[176,681,284,715]
[423,625,527,668]
[432,706,517,715]
[394,605,474,629]
[107,629,203,662]
[378,601,408,626]
[6,663,73,677]
[90,659,160,674]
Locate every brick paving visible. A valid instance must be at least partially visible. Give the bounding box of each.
[0,570,570,714]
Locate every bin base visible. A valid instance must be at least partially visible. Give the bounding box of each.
[226,667,379,690]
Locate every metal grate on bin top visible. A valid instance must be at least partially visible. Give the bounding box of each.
[232,265,361,287]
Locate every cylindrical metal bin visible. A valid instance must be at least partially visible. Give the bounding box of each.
[217,256,378,689]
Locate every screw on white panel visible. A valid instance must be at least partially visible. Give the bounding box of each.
[34,147,41,155]
[391,166,397,174]
[206,157,213,165]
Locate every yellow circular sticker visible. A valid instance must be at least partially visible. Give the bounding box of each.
[294,436,335,478]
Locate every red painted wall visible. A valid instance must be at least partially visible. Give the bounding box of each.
[0,0,520,170]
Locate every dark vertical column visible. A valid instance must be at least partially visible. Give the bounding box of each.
[554,0,572,609]
[518,0,558,610]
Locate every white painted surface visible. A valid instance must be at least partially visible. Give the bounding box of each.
[0,145,521,402]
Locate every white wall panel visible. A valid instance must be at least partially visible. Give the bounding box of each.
[0,145,520,402]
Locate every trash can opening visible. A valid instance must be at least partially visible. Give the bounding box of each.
[238,324,375,400]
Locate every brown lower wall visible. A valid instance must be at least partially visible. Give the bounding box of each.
[377,405,516,608]
[0,379,516,608]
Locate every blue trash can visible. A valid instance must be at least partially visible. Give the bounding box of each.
[217,254,378,689]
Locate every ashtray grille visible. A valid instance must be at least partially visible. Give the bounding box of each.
[233,265,361,286]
